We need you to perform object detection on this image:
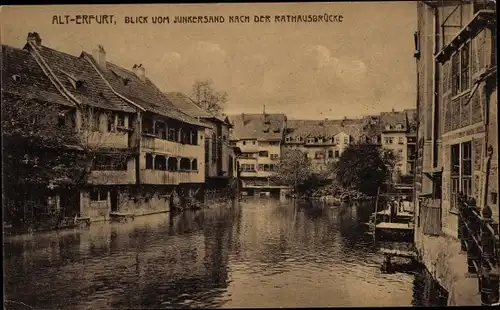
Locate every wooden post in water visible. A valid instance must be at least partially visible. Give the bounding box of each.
[373,186,380,245]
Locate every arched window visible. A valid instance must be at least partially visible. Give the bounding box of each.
[168,157,178,171]
[154,155,166,170]
[180,158,191,170]
[191,158,198,171]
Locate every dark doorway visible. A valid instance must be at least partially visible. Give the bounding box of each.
[110,187,119,212]
[60,189,80,218]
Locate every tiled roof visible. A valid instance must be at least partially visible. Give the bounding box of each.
[285,119,364,141]
[379,111,408,132]
[82,52,205,127]
[228,113,286,141]
[404,108,418,134]
[164,92,212,118]
[1,44,72,107]
[29,45,134,113]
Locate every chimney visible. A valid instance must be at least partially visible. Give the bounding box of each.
[135,64,146,82]
[132,64,139,75]
[92,45,107,70]
[392,108,395,112]
[27,32,42,46]
[263,104,266,115]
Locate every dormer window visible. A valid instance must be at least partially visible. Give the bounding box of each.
[263,127,270,133]
[307,138,315,144]
[395,123,403,130]
[12,74,21,82]
[264,119,271,125]
[318,138,323,143]
[385,125,391,130]
[273,128,280,133]
[297,136,303,142]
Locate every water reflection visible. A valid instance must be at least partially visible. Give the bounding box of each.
[5,198,420,309]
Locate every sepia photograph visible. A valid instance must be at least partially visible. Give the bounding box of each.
[1,1,498,308]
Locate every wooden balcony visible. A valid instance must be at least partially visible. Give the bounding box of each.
[141,135,202,158]
[140,169,204,185]
[458,194,500,306]
[83,131,130,149]
[240,171,258,178]
[87,170,136,185]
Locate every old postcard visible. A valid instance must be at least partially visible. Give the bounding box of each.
[1,1,498,309]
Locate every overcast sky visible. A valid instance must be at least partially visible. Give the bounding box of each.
[2,3,417,120]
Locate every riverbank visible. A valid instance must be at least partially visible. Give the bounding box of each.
[414,229,480,306]
[3,196,236,237]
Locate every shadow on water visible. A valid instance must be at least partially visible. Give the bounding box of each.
[4,198,445,308]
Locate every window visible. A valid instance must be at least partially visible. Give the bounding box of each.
[90,187,108,201]
[461,42,470,92]
[58,112,66,128]
[240,164,256,172]
[242,141,246,146]
[297,136,303,142]
[398,137,404,144]
[91,111,100,131]
[385,125,391,130]
[328,150,333,158]
[107,114,115,132]
[92,154,127,171]
[452,41,471,96]
[258,164,264,171]
[145,153,153,169]
[461,141,472,197]
[212,133,217,164]
[270,154,279,160]
[285,137,291,142]
[117,114,125,127]
[450,142,473,210]
[315,151,324,159]
[384,138,393,144]
[259,151,269,157]
[395,124,403,130]
[270,141,280,146]
[335,150,340,158]
[252,141,256,145]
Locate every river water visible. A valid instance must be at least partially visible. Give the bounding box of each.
[4,198,424,309]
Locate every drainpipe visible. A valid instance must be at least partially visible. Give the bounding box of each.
[135,110,142,186]
[431,5,439,171]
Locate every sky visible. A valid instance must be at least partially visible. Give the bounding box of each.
[1,3,417,120]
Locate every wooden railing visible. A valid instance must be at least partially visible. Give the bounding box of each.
[457,193,500,306]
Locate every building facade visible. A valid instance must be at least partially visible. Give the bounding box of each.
[414,1,497,305]
[228,113,287,196]
[3,32,220,228]
[165,92,239,202]
[282,119,362,173]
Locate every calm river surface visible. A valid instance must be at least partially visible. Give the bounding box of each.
[4,198,419,309]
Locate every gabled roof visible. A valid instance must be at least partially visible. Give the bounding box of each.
[285,119,364,141]
[82,52,205,127]
[228,113,286,141]
[1,44,72,107]
[379,111,408,132]
[164,92,233,128]
[24,44,134,113]
[165,92,212,118]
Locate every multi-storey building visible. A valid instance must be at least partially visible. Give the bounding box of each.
[379,109,417,181]
[282,119,363,173]
[5,32,211,224]
[228,113,287,196]
[165,92,239,200]
[414,1,497,305]
[82,43,208,213]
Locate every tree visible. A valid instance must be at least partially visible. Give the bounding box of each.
[2,93,130,229]
[191,79,228,115]
[272,149,314,195]
[335,143,393,197]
